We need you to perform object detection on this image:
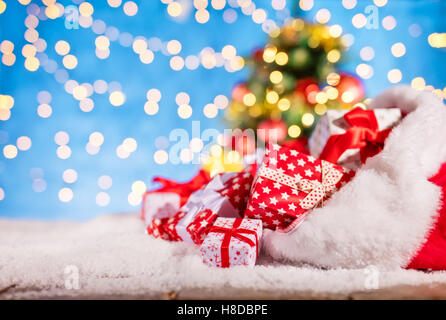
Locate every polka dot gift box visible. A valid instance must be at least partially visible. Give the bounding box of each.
[245,143,355,231]
[200,217,262,268]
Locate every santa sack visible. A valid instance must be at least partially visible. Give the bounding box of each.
[263,85,446,270]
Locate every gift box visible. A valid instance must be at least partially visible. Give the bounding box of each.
[186,209,218,244]
[163,211,187,241]
[309,107,402,169]
[216,168,254,213]
[148,167,254,244]
[141,169,210,226]
[146,217,171,240]
[245,143,355,230]
[200,217,262,268]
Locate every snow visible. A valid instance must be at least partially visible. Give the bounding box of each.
[1,213,446,299]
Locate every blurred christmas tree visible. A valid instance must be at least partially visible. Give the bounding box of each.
[203,18,366,177]
[226,18,365,147]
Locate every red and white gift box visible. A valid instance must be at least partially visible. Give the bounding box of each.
[245,143,355,230]
[141,170,210,226]
[200,217,262,268]
[146,217,171,240]
[148,167,254,244]
[186,209,218,245]
[309,107,401,169]
[163,211,187,241]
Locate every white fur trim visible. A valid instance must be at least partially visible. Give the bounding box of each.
[263,86,446,269]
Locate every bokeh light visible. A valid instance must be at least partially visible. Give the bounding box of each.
[342,0,356,10]
[147,88,162,102]
[214,95,229,109]
[299,0,314,11]
[79,2,94,17]
[391,42,406,57]
[37,104,52,118]
[54,131,69,145]
[3,145,18,159]
[63,54,78,69]
[154,150,168,164]
[57,145,72,159]
[176,92,190,105]
[123,1,138,16]
[178,104,193,119]
[63,169,78,184]
[315,9,330,24]
[131,180,146,195]
[123,138,137,153]
[203,103,218,118]
[98,175,113,190]
[109,91,126,106]
[352,14,366,28]
[58,187,74,202]
[170,56,184,70]
[382,16,397,30]
[108,0,122,8]
[144,101,159,115]
[89,132,104,147]
[288,125,301,138]
[17,136,32,151]
[96,192,111,206]
[0,1,444,221]
[360,47,375,61]
[387,69,402,83]
[167,2,182,17]
[411,77,426,91]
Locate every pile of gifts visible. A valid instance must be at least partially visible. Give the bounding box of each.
[142,106,402,268]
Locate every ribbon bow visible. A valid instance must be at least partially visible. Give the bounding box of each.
[320,107,392,164]
[298,161,344,210]
[209,219,259,268]
[151,169,211,206]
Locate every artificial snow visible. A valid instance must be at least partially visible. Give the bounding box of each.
[1,213,446,299]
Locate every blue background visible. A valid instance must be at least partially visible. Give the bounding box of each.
[0,0,445,220]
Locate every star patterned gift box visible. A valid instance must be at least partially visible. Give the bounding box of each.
[186,209,218,245]
[245,143,355,230]
[200,217,262,268]
[163,211,187,241]
[309,107,401,170]
[216,168,254,212]
[147,167,254,244]
[146,217,171,240]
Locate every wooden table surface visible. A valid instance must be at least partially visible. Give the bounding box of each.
[2,283,446,300]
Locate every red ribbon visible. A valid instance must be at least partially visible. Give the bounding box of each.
[151,169,210,206]
[320,107,391,164]
[209,219,259,268]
